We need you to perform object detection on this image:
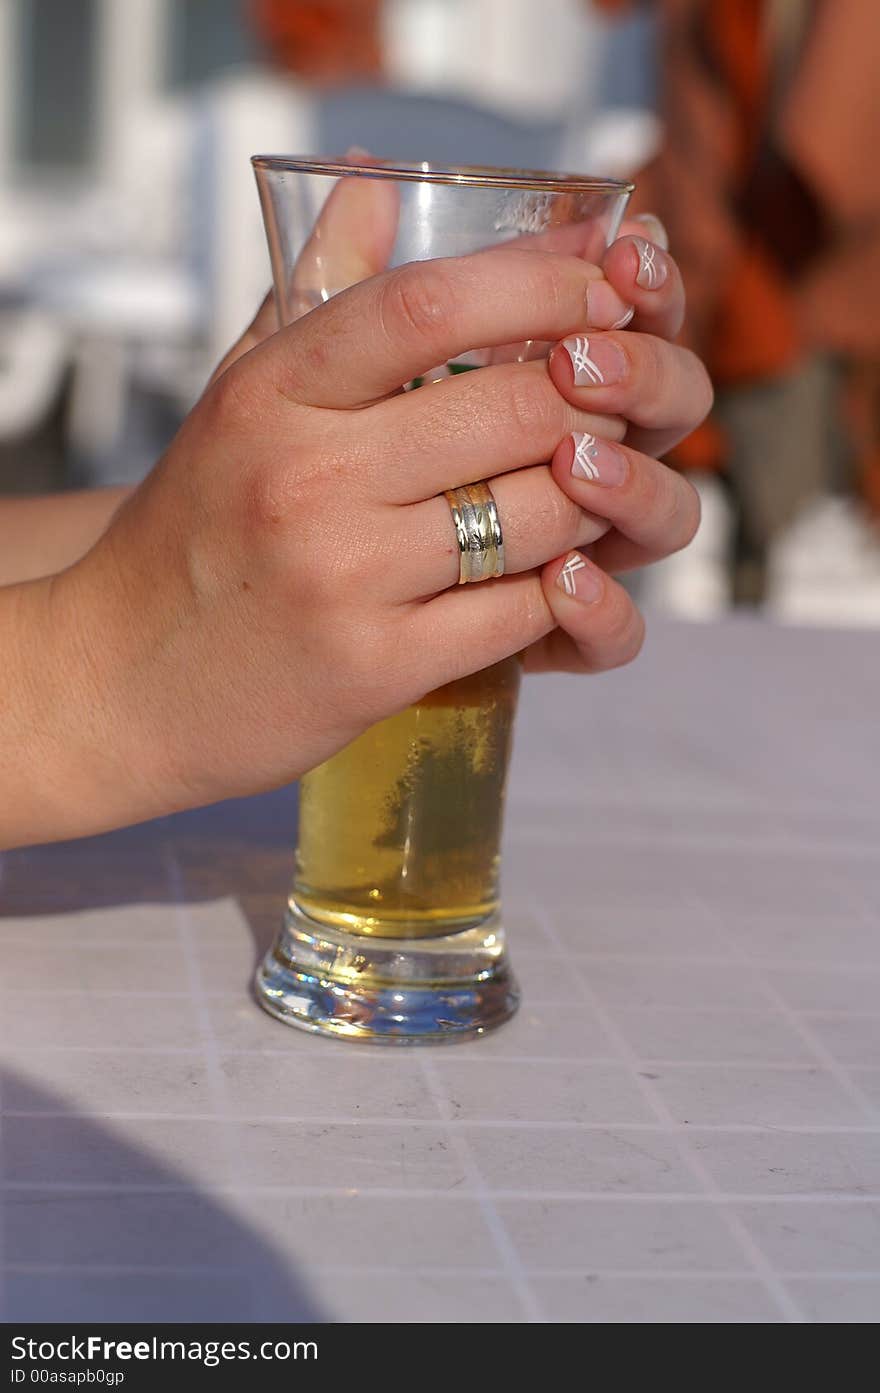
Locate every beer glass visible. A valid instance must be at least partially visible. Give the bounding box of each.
[252,157,631,1042]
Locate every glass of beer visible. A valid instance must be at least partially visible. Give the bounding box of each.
[252,157,631,1042]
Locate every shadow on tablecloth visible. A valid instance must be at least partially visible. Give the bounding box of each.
[0,786,299,979]
[0,1066,325,1322]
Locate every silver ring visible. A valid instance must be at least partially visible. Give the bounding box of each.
[444,481,505,584]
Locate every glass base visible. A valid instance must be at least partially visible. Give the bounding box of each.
[254,899,519,1044]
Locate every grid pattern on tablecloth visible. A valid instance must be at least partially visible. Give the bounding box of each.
[1,621,880,1324]
[0,881,878,1322]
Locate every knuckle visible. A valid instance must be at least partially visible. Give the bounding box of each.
[675,346,715,427]
[203,363,249,432]
[631,457,691,548]
[504,373,564,444]
[631,453,663,517]
[528,254,567,319]
[239,426,372,546]
[296,332,333,388]
[497,472,582,566]
[382,262,457,345]
[239,459,299,537]
[535,477,581,543]
[646,467,701,553]
[477,576,553,657]
[513,575,555,644]
[650,473,683,539]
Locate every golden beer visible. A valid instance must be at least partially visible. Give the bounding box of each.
[292,657,521,937]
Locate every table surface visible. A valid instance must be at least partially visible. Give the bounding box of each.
[2,616,879,1325]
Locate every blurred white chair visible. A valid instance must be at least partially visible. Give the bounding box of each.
[565,107,662,180]
[191,71,310,369]
[31,96,205,482]
[768,496,880,628]
[0,307,68,443]
[383,0,603,123]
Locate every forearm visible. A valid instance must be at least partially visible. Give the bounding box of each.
[0,486,132,585]
[0,562,170,850]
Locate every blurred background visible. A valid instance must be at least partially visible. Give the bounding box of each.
[1,0,878,625]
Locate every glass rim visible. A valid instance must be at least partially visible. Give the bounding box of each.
[251,154,634,195]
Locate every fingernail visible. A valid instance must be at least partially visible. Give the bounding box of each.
[633,213,670,251]
[634,237,668,290]
[556,551,603,603]
[570,432,627,486]
[562,335,627,387]
[585,279,634,330]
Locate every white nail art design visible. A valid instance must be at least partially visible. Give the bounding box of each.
[611,306,635,329]
[568,336,605,386]
[572,432,601,481]
[636,239,662,289]
[559,553,587,596]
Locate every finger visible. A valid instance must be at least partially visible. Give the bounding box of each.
[251,248,611,409]
[573,215,677,336]
[548,331,714,457]
[212,153,400,386]
[549,433,701,570]
[482,215,634,351]
[396,465,611,598]
[527,551,646,674]
[400,570,556,695]
[370,359,625,503]
[518,627,592,674]
[602,234,685,342]
[523,615,645,674]
[287,163,400,316]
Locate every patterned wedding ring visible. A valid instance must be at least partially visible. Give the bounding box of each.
[444,481,505,584]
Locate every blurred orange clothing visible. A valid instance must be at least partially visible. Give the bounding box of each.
[250,0,382,84]
[598,0,880,502]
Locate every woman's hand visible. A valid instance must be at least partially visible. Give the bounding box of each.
[7,199,712,847]
[527,223,713,673]
[211,210,711,684]
[32,242,704,840]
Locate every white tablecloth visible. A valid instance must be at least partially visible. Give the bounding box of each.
[1,617,878,1323]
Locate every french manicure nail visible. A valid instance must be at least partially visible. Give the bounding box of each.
[570,432,627,486]
[634,237,668,290]
[633,213,670,251]
[556,551,603,603]
[562,335,627,387]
